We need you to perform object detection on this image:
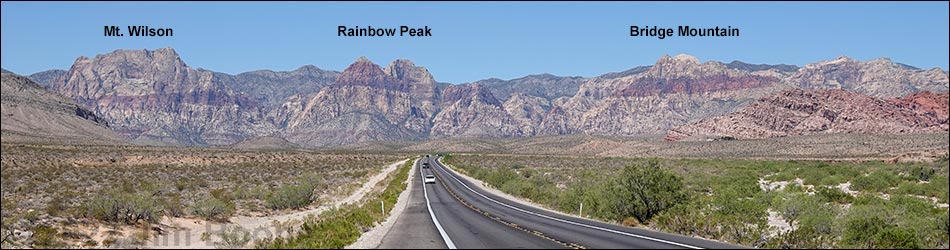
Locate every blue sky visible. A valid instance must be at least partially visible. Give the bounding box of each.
[2,2,948,84]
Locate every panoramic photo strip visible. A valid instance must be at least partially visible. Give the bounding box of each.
[1,1,948,249]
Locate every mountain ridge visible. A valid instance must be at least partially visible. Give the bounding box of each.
[8,48,947,147]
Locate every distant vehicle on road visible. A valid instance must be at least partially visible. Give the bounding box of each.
[423,162,430,168]
[424,174,436,184]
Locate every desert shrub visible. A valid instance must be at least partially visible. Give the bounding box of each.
[816,186,853,204]
[768,226,832,249]
[266,183,315,210]
[44,194,69,217]
[909,166,936,182]
[164,196,185,217]
[851,169,902,192]
[191,197,235,222]
[654,203,710,237]
[216,225,252,248]
[622,217,639,227]
[938,212,949,241]
[556,171,618,220]
[266,173,322,210]
[873,227,921,249]
[31,225,62,248]
[612,159,687,223]
[84,189,162,224]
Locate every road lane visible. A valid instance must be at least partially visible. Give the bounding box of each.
[423,157,565,249]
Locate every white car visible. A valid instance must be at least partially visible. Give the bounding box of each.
[424,174,436,184]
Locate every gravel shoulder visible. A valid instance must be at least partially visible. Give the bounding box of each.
[346,158,419,249]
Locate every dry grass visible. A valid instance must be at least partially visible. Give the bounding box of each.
[0,143,403,248]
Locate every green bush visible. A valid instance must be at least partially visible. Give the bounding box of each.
[873,227,921,249]
[266,173,322,210]
[909,167,936,182]
[84,189,162,224]
[612,159,687,223]
[164,196,185,217]
[852,169,902,192]
[816,186,853,204]
[938,212,949,239]
[768,226,832,249]
[266,184,315,210]
[191,197,235,222]
[216,225,252,248]
[31,225,62,248]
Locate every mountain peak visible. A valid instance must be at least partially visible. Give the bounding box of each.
[390,58,416,65]
[673,54,700,64]
[655,53,701,66]
[384,59,434,84]
[830,56,856,64]
[336,56,401,89]
[153,47,179,54]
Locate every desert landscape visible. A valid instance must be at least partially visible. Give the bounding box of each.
[1,44,947,249]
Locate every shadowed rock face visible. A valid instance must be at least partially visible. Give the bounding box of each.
[666,89,950,141]
[478,73,587,101]
[27,69,67,88]
[726,60,798,73]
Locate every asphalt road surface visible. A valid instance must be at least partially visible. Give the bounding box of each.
[379,156,739,249]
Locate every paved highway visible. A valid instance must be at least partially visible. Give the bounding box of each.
[380,156,738,249]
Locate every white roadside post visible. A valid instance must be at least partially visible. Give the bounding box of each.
[579,202,584,217]
[381,200,385,215]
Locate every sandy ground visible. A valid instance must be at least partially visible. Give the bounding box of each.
[346,158,419,249]
[144,158,409,249]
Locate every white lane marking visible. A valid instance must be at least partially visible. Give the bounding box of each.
[434,158,703,249]
[420,158,457,249]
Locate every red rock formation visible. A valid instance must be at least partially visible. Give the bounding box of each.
[667,89,950,141]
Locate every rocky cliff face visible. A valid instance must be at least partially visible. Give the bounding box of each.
[786,56,948,98]
[666,89,949,141]
[283,57,441,147]
[47,48,275,146]
[431,83,523,137]
[478,73,586,101]
[212,65,339,127]
[540,54,784,136]
[1,72,124,144]
[28,48,950,147]
[284,57,528,146]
